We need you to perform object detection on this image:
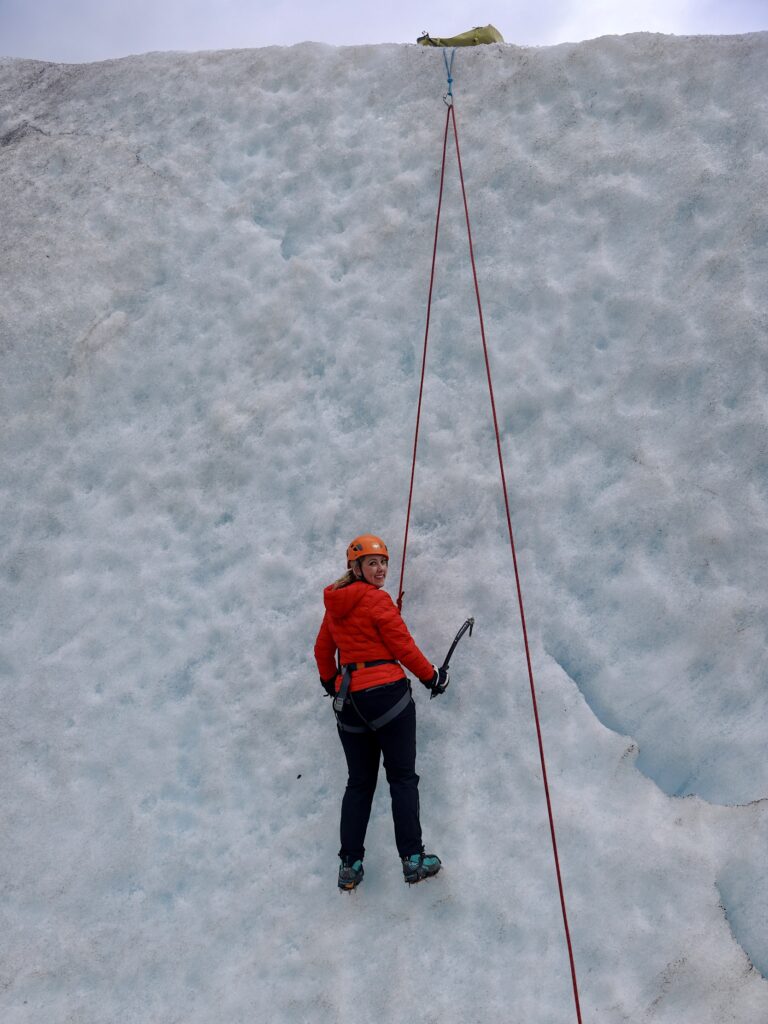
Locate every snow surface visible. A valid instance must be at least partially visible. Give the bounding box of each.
[1,32,767,1024]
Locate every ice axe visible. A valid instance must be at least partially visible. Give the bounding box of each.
[431,616,474,698]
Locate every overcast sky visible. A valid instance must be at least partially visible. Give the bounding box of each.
[1,0,766,63]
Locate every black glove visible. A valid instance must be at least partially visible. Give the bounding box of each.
[320,676,337,698]
[419,665,450,698]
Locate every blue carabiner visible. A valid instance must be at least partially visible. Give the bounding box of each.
[443,48,456,105]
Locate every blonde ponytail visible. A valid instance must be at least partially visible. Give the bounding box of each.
[331,568,357,590]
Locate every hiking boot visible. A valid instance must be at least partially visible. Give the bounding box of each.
[338,858,364,891]
[402,852,441,884]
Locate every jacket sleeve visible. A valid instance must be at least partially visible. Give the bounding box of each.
[314,613,338,681]
[368,591,434,682]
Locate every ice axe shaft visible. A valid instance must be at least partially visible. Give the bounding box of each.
[441,616,474,669]
[431,617,474,698]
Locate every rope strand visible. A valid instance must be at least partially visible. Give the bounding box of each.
[449,102,583,1024]
[399,87,583,1024]
[397,103,452,612]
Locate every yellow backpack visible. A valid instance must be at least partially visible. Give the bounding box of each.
[417,25,504,47]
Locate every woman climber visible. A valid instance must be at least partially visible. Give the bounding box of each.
[314,534,449,891]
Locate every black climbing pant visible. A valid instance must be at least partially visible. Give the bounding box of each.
[337,678,422,862]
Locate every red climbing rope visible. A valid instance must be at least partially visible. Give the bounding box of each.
[396,104,451,613]
[399,96,584,1024]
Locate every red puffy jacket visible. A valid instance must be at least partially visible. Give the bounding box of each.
[314,581,433,692]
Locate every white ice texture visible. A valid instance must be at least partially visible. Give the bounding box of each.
[1,32,767,1024]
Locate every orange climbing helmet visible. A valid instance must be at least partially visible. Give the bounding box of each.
[346,534,389,565]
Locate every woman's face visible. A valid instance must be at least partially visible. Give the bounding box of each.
[359,555,388,588]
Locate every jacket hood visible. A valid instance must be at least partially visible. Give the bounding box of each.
[323,581,376,620]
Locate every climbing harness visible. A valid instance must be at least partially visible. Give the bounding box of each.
[396,53,584,1024]
[333,660,413,733]
[333,660,397,714]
